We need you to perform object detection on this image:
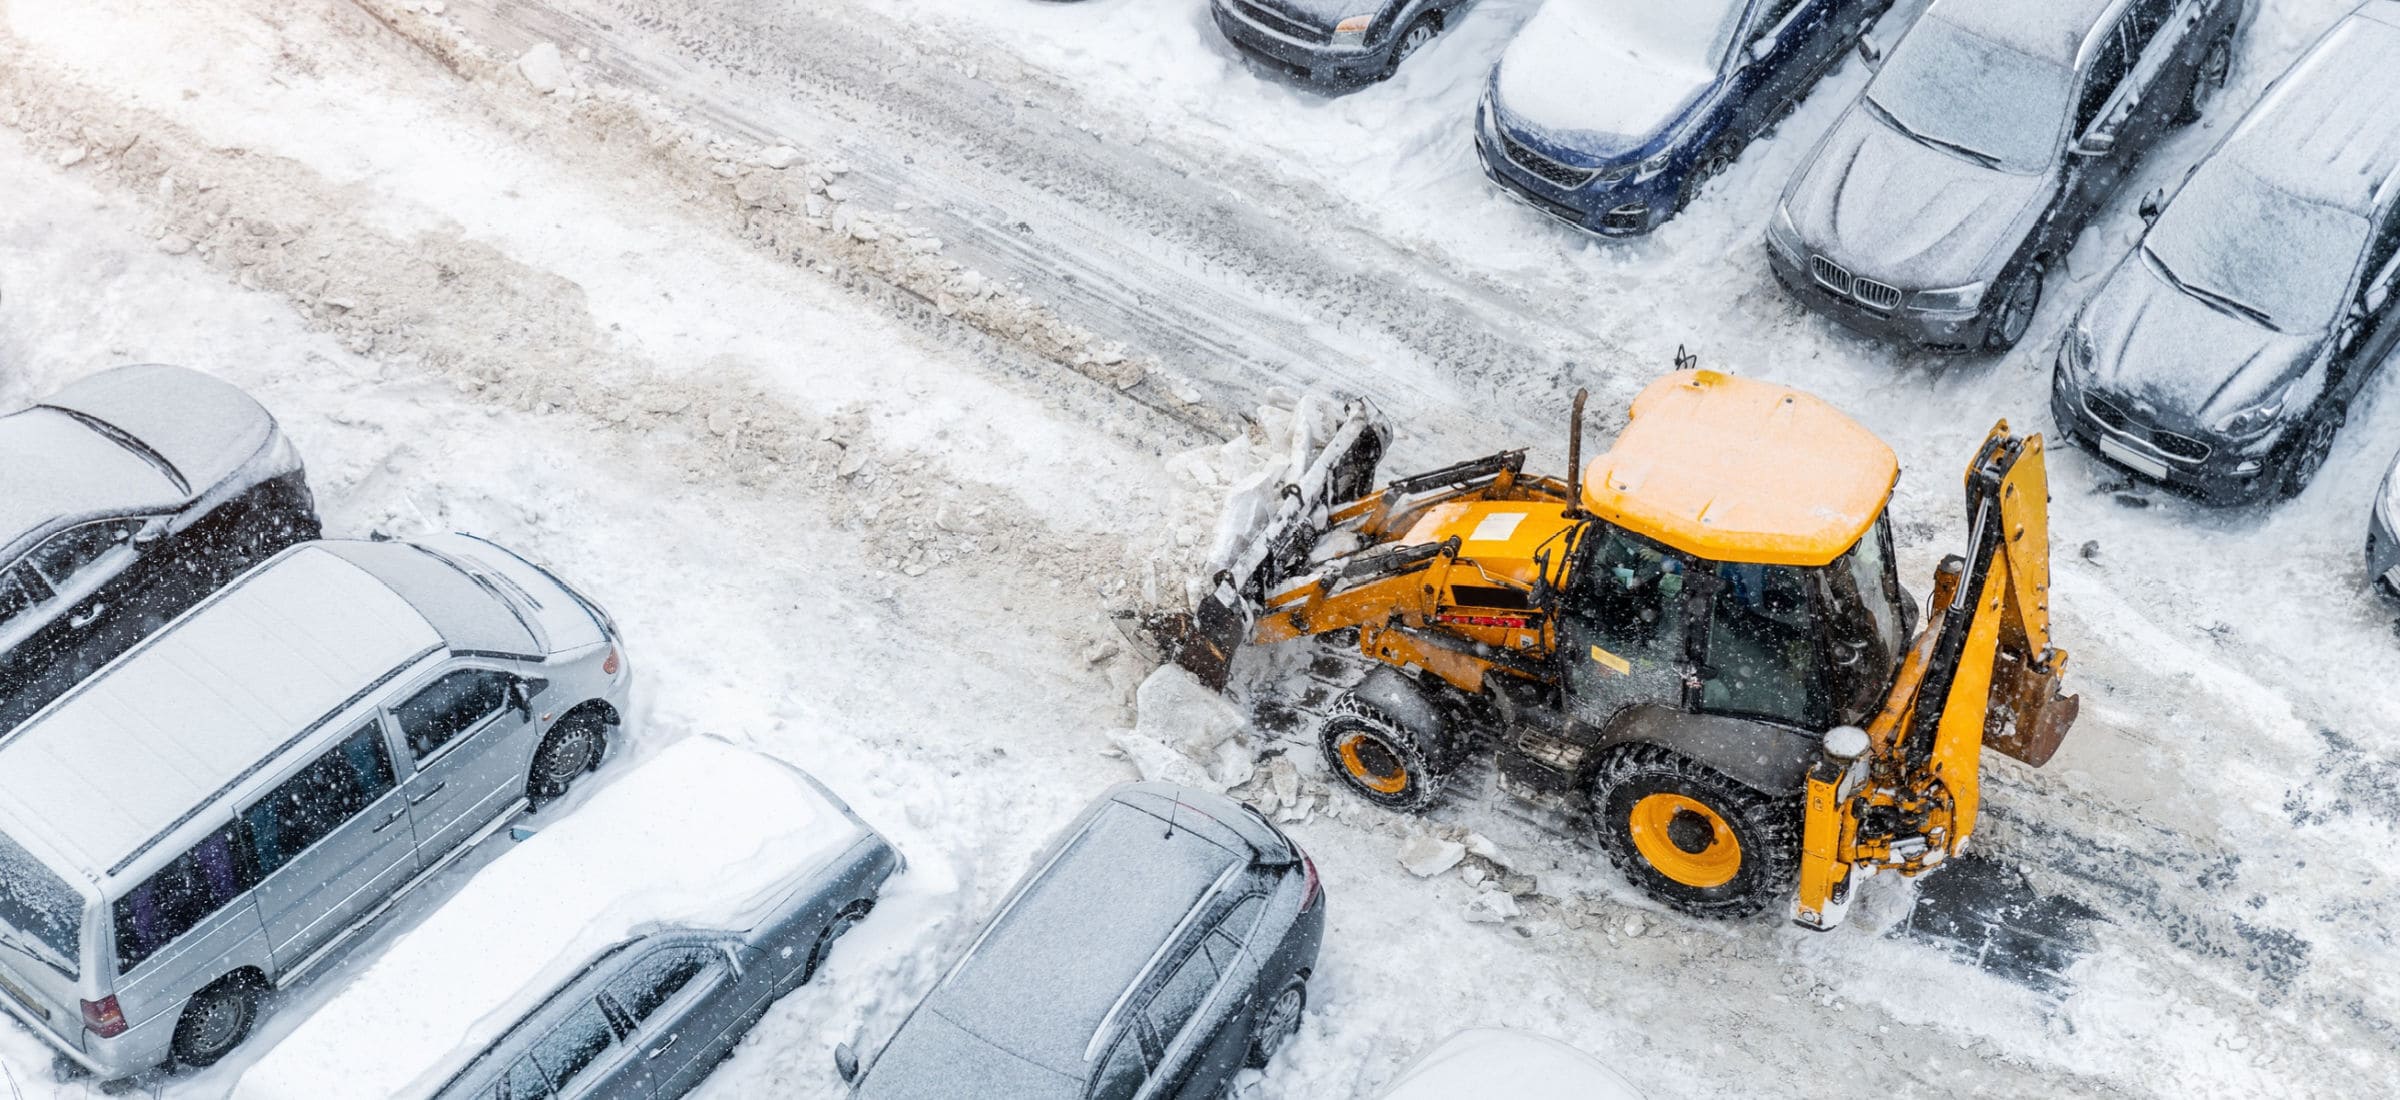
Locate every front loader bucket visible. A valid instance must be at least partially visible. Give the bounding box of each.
[1121,395,1392,692]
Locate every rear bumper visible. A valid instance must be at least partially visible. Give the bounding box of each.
[1765,245,1988,352]
[1209,2,1386,84]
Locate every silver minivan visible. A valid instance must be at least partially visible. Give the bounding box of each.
[0,535,631,1080]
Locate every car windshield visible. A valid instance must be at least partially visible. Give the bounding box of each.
[1866,15,2072,174]
[2144,165,2370,334]
[1577,0,1749,73]
[0,831,81,976]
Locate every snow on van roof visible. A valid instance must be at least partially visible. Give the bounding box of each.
[235,737,859,1100]
[2222,7,2400,214]
[0,546,441,877]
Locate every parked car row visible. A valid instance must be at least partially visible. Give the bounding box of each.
[0,367,1351,1097]
[1205,0,2400,559]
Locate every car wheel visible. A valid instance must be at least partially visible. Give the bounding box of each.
[1317,690,1452,813]
[1243,979,1307,1069]
[1984,263,2044,353]
[1674,138,1743,214]
[526,713,606,808]
[1380,16,1437,80]
[802,899,875,986]
[2177,32,2234,125]
[1589,743,1799,919]
[2277,405,2344,500]
[171,977,260,1068]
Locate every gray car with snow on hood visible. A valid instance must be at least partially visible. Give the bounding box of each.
[0,365,318,718]
[838,783,1324,1100]
[1210,0,1474,85]
[1767,0,2245,352]
[2053,1,2400,504]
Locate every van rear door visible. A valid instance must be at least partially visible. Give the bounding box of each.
[0,831,90,1054]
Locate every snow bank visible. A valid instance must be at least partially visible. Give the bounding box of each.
[1375,1028,1645,1100]
[235,737,867,1100]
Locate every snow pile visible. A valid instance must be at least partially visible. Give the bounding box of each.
[236,737,865,1100]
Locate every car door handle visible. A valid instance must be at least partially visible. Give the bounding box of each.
[647,1033,680,1060]
[68,604,105,629]
[407,782,447,806]
[373,808,407,833]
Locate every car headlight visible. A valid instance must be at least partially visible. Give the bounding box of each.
[2059,325,2094,379]
[1765,204,1804,262]
[1909,282,1987,312]
[1633,152,1674,182]
[1332,13,1374,48]
[2215,387,2292,439]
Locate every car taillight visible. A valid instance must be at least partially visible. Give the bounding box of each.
[602,647,620,676]
[1298,848,1321,913]
[81,995,127,1038]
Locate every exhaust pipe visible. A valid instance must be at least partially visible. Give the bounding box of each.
[1564,388,1589,519]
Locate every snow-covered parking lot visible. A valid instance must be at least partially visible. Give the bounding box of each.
[1,0,2397,1096]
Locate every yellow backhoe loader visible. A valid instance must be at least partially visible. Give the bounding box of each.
[1127,367,2077,928]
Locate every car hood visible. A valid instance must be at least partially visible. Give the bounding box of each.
[1785,109,2051,289]
[1490,4,1715,161]
[855,1007,1083,1100]
[2076,254,2323,430]
[39,364,277,492]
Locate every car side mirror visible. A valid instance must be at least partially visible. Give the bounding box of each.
[132,517,171,548]
[2338,312,2366,352]
[2137,189,2164,225]
[509,679,541,719]
[1747,37,1775,65]
[2073,129,2117,157]
[834,1043,861,1084]
[1857,38,1883,66]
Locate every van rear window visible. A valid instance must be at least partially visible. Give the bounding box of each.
[0,831,82,975]
[113,823,254,974]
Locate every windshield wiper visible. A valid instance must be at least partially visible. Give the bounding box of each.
[1865,96,2002,169]
[2144,246,2280,332]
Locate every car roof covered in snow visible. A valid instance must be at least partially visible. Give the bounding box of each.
[0,406,187,562]
[0,542,524,880]
[858,787,1250,1097]
[237,737,866,1100]
[1923,0,2120,67]
[2215,3,2400,216]
[1582,370,1898,568]
[1376,1029,1646,1100]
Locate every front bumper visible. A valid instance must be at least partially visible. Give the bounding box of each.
[1765,244,1989,352]
[1209,1,1387,84]
[2049,363,2275,505]
[1473,112,1674,237]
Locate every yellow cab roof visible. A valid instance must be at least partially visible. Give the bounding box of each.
[1581,370,1898,568]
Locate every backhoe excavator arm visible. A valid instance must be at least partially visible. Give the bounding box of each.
[1793,424,2079,931]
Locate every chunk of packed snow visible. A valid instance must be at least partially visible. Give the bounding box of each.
[1400,836,1466,878]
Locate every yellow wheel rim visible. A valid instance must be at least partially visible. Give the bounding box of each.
[1336,732,1411,795]
[1627,793,1741,889]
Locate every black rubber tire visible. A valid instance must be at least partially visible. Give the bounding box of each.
[2275,405,2344,500]
[1984,262,2045,353]
[1243,978,1306,1069]
[1379,15,1438,80]
[1588,743,1799,919]
[2176,31,2234,126]
[170,977,260,1068]
[526,712,607,808]
[1674,137,1744,214]
[1317,690,1454,814]
[801,899,875,986]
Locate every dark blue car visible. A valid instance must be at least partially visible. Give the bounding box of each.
[1476,0,1892,235]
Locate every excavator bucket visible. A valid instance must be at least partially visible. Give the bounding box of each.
[1116,396,1392,690]
[1987,647,2077,767]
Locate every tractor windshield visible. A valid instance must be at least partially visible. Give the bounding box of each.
[1697,516,1907,730]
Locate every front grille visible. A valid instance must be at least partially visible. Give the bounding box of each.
[1810,256,1854,295]
[2085,394,2212,463]
[1228,0,1329,44]
[1498,131,1597,189]
[1853,278,1902,311]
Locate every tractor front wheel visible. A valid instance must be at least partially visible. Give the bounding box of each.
[1590,743,1798,918]
[1317,691,1453,814]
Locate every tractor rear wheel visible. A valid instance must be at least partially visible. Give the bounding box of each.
[1317,690,1453,814]
[1589,743,1798,918]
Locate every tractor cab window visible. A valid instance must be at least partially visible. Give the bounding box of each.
[1822,517,1908,725]
[1701,561,1824,727]
[1558,525,1694,727]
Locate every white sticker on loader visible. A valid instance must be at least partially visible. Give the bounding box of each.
[1468,512,1528,544]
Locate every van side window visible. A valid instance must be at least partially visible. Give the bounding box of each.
[113,822,255,973]
[499,1056,553,1099]
[599,945,714,1029]
[244,723,398,877]
[1088,1033,1146,1099]
[395,669,514,759]
[526,998,616,1092]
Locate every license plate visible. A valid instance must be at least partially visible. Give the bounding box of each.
[2098,435,2171,480]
